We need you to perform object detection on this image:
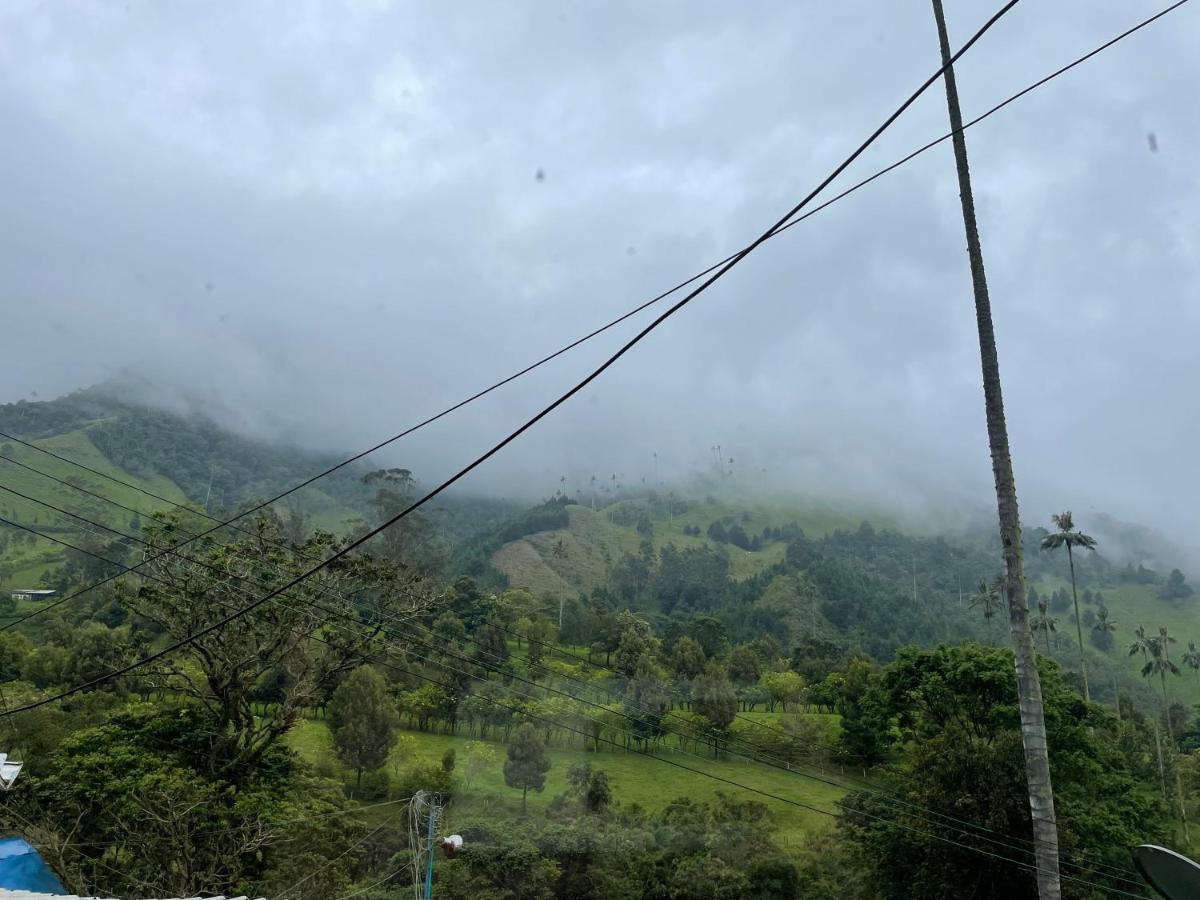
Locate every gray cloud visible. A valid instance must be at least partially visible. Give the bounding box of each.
[1,0,1197,540]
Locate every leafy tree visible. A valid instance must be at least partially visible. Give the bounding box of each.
[1160,568,1194,602]
[1040,511,1097,701]
[557,596,587,646]
[525,617,548,669]
[687,616,730,659]
[670,636,707,681]
[329,666,399,787]
[836,660,891,765]
[124,513,420,769]
[505,722,551,813]
[564,762,612,814]
[614,620,658,678]
[360,467,445,574]
[841,644,1168,899]
[11,705,363,900]
[461,740,498,791]
[693,664,737,754]
[760,670,805,713]
[727,644,763,687]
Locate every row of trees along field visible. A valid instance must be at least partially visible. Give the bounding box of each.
[1,494,1197,898]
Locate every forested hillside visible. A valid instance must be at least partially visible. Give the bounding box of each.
[2,386,1199,898]
[0,386,522,591]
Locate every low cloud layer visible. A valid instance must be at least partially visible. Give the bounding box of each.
[1,0,1197,538]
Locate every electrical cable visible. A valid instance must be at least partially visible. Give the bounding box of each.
[0,457,1145,882]
[0,0,1028,717]
[0,508,1145,889]
[0,0,1186,641]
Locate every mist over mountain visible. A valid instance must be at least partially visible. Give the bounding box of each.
[2,1,1197,548]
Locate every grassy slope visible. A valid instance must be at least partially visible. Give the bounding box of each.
[0,429,192,589]
[287,718,843,850]
[0,424,363,590]
[1030,575,1200,708]
[492,495,888,598]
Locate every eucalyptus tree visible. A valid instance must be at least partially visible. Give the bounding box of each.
[1040,511,1097,702]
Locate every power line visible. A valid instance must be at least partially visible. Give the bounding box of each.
[0,511,1147,892]
[324,629,1150,898]
[0,509,1144,889]
[0,0,1026,717]
[0,453,1152,882]
[0,0,1185,641]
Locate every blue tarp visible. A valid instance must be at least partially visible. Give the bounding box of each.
[0,835,68,892]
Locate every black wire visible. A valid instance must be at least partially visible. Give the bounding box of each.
[0,0,1185,642]
[0,509,1147,889]
[0,450,1152,880]
[0,0,1026,718]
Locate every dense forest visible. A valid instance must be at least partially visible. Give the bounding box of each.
[0,396,1197,898]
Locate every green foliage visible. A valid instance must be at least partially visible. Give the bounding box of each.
[841,644,1170,899]
[1161,568,1194,602]
[559,762,612,815]
[692,664,737,740]
[329,666,399,785]
[505,722,552,812]
[11,704,363,900]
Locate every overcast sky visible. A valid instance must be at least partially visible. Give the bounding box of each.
[0,0,1196,538]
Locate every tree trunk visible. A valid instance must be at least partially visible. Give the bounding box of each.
[1161,671,1192,846]
[930,3,1061,897]
[522,784,528,815]
[1111,671,1121,722]
[1066,544,1090,700]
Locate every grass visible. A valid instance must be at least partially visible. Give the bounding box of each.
[492,497,862,598]
[0,429,191,588]
[1022,574,1200,711]
[287,718,844,850]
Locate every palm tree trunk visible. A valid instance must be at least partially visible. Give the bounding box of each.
[1066,544,1090,701]
[930,3,1061,897]
[1111,671,1121,722]
[1161,671,1192,846]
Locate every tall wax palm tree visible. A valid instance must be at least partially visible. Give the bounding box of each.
[1130,624,1152,664]
[970,577,1003,643]
[1092,606,1121,719]
[931,3,1061,894]
[1031,599,1058,655]
[1142,633,1180,735]
[1040,511,1097,702]
[1142,629,1190,844]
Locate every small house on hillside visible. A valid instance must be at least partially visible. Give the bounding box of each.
[7,590,55,602]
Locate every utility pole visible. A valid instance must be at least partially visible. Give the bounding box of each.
[930,2,1062,897]
[423,798,437,900]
